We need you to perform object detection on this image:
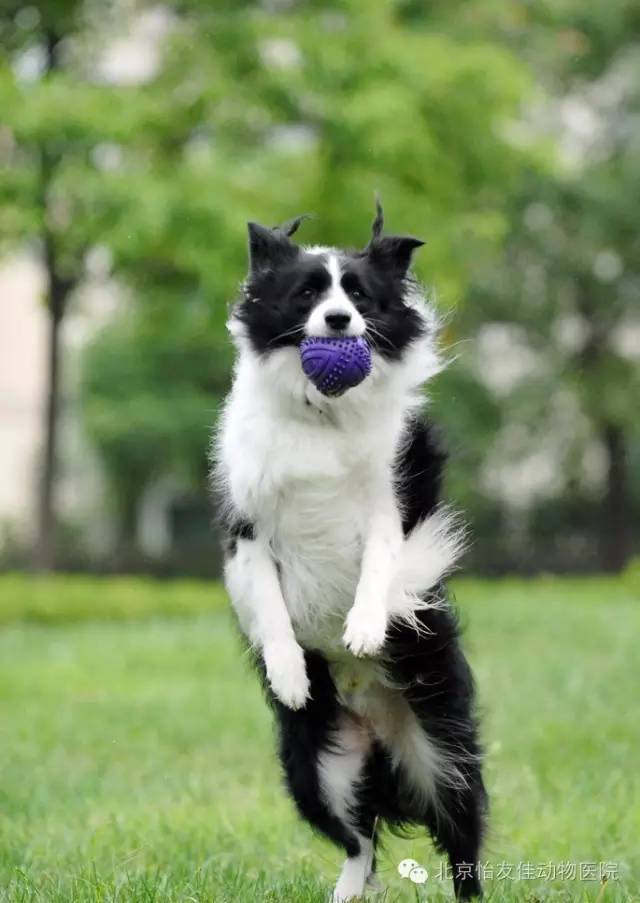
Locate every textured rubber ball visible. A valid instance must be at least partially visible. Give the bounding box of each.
[299,336,372,397]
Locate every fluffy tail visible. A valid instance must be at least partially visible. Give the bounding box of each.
[388,507,467,625]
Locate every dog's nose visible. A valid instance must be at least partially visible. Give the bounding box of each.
[324,309,352,331]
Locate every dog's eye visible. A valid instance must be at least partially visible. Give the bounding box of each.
[350,288,364,300]
[300,288,315,300]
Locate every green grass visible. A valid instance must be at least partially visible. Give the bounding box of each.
[0,576,638,901]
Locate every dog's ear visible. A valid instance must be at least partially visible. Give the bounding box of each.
[367,235,425,276]
[277,213,310,238]
[365,197,424,277]
[247,221,299,273]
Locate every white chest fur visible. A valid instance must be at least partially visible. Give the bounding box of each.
[218,347,411,654]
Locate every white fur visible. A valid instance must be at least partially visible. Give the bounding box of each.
[224,536,309,708]
[304,251,366,337]
[332,836,374,902]
[318,713,370,827]
[330,662,470,814]
[318,713,374,902]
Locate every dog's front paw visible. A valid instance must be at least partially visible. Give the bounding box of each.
[343,604,387,658]
[264,641,310,710]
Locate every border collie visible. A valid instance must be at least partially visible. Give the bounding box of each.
[214,202,487,900]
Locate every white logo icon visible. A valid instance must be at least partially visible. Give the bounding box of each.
[398,858,428,883]
[409,865,428,884]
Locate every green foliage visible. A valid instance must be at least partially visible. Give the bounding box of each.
[157,0,529,298]
[432,2,640,571]
[0,572,226,624]
[76,0,533,552]
[0,577,638,900]
[80,310,230,540]
[0,0,637,572]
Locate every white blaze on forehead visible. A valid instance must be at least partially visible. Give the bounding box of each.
[304,250,366,337]
[304,244,334,256]
[325,249,342,286]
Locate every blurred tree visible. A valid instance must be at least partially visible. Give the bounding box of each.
[0,0,183,567]
[159,0,529,298]
[81,304,229,566]
[0,0,229,566]
[0,1,87,569]
[78,0,531,569]
[438,0,640,571]
[16,0,635,576]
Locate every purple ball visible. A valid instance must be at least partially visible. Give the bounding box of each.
[299,336,372,397]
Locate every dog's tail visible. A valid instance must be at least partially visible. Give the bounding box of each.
[388,507,467,625]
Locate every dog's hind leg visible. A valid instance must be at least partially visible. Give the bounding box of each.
[318,713,377,902]
[382,602,488,899]
[426,773,486,900]
[272,652,376,902]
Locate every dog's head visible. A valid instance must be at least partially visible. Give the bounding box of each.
[232,201,427,364]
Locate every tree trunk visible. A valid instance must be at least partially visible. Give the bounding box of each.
[32,30,66,571]
[33,243,68,572]
[113,487,143,573]
[599,422,631,573]
[573,279,630,573]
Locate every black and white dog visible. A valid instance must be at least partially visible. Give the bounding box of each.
[214,204,487,900]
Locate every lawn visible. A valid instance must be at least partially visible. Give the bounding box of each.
[0,574,638,901]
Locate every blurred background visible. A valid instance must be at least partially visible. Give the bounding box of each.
[1,0,639,579]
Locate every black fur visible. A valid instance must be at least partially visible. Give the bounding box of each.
[396,417,448,533]
[221,416,486,899]
[267,614,485,898]
[266,420,485,899]
[235,216,425,360]
[265,652,369,858]
[220,511,255,556]
[384,597,487,899]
